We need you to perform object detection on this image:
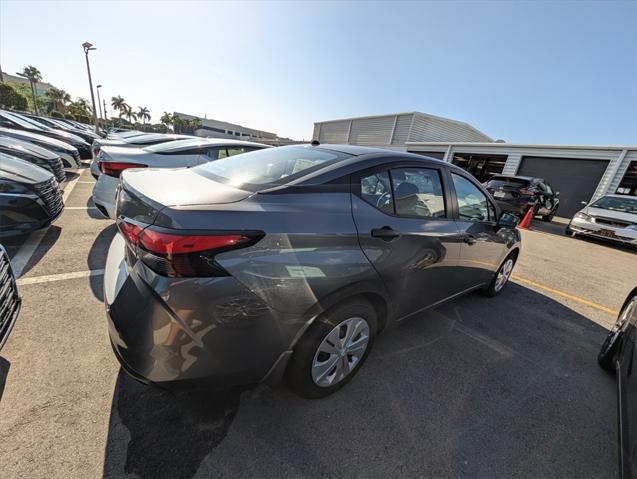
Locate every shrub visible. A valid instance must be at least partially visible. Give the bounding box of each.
[50,110,64,118]
[0,83,28,110]
[64,113,76,120]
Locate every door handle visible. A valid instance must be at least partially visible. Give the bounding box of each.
[463,235,477,245]
[371,226,400,241]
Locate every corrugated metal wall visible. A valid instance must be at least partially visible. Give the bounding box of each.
[409,116,491,143]
[349,116,396,145]
[313,112,491,147]
[317,120,350,143]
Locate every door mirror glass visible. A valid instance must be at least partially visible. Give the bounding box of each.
[498,212,519,228]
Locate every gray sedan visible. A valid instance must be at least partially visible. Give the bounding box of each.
[92,138,269,218]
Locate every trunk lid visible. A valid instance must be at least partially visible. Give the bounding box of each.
[117,168,253,224]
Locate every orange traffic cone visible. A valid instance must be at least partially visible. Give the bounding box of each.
[517,207,534,230]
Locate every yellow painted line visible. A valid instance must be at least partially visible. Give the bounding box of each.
[511,274,618,316]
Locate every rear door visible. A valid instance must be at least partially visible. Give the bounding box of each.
[351,162,464,320]
[450,172,506,289]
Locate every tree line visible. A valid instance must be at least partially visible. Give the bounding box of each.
[0,64,202,132]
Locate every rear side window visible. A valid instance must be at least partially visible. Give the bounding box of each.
[217,146,260,159]
[452,173,495,222]
[359,167,446,218]
[391,168,445,218]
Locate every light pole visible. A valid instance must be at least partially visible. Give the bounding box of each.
[103,99,108,120]
[96,84,104,124]
[82,42,99,134]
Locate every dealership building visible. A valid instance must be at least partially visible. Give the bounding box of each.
[313,112,637,218]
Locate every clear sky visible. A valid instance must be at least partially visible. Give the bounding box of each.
[1,1,636,144]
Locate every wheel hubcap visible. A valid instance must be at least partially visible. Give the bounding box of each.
[495,258,514,292]
[312,317,370,387]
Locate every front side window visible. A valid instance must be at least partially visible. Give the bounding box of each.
[452,173,493,222]
[218,146,259,159]
[361,171,393,213]
[391,168,445,218]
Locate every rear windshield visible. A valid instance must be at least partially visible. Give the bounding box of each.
[194,145,351,190]
[144,138,212,152]
[1,111,45,130]
[486,177,531,188]
[590,196,637,214]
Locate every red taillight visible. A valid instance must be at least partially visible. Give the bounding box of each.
[117,220,261,277]
[99,161,147,178]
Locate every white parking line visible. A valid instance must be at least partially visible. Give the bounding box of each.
[11,169,85,278]
[17,269,105,286]
[65,206,99,210]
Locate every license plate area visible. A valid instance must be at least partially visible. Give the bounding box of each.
[598,229,617,238]
[494,191,506,199]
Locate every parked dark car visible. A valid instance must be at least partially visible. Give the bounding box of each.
[599,288,637,478]
[0,110,91,159]
[0,136,66,182]
[0,153,64,237]
[104,145,521,398]
[484,175,560,220]
[19,112,99,143]
[0,127,81,168]
[0,244,21,351]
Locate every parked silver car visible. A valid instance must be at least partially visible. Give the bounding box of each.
[92,138,269,218]
[567,194,637,247]
[90,133,193,178]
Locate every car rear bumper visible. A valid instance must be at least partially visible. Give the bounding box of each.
[103,233,296,390]
[494,199,533,216]
[92,174,118,219]
[569,218,637,245]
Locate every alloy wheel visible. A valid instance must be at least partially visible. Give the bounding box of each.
[311,317,370,387]
[494,258,514,292]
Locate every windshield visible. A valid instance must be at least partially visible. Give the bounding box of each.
[11,113,53,130]
[486,177,530,188]
[590,196,637,214]
[144,138,211,152]
[194,145,351,189]
[1,111,46,130]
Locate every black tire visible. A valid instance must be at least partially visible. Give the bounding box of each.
[285,298,377,399]
[598,293,637,372]
[541,206,558,222]
[481,252,518,298]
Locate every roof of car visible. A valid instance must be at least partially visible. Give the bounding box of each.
[143,137,269,153]
[491,174,537,181]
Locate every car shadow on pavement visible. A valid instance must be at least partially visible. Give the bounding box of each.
[102,283,618,478]
[102,371,240,479]
[86,195,109,220]
[0,357,10,404]
[88,223,118,301]
[4,226,61,277]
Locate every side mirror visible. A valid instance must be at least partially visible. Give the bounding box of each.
[498,212,519,228]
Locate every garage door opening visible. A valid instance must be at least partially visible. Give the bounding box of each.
[517,156,609,217]
[452,153,507,182]
[617,161,637,196]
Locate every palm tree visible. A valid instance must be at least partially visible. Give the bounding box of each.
[137,106,150,125]
[111,95,126,119]
[44,87,71,113]
[20,65,42,114]
[123,104,136,125]
[160,112,174,131]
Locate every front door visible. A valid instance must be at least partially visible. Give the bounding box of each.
[352,164,464,320]
[450,172,507,289]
